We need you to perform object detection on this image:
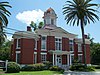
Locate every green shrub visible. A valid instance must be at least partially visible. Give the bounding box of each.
[93,65,100,69]
[6,62,20,73]
[21,63,45,71]
[43,61,52,70]
[70,64,95,71]
[49,66,64,73]
[86,66,95,71]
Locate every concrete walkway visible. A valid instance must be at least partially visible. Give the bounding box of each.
[64,71,100,75]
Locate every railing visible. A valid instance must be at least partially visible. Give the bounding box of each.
[0,60,8,72]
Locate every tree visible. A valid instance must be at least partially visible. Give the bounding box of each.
[0,2,11,46]
[30,21,44,31]
[0,40,11,61]
[63,0,99,66]
[0,31,6,47]
[90,43,100,65]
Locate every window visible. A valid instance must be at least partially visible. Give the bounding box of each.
[69,40,74,51]
[34,54,37,64]
[71,55,74,63]
[41,36,46,50]
[78,44,82,52]
[34,40,37,50]
[55,38,62,50]
[51,19,54,25]
[16,39,21,49]
[41,54,46,62]
[16,52,20,63]
[78,55,82,63]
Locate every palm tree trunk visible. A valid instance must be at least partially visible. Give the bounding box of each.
[80,19,87,67]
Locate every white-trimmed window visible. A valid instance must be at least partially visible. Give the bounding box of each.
[41,36,47,50]
[51,19,54,25]
[55,38,62,50]
[34,52,37,64]
[16,39,21,49]
[70,54,74,65]
[34,40,37,50]
[78,54,82,63]
[41,54,46,62]
[78,44,82,52]
[69,40,74,51]
[16,51,21,63]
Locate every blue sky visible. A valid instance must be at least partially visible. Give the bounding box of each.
[2,0,100,43]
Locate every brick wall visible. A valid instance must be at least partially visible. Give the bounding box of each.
[62,37,69,65]
[47,36,55,62]
[86,44,90,64]
[37,36,41,63]
[20,38,34,64]
[74,41,78,59]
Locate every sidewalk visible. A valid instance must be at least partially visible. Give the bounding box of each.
[64,71,100,75]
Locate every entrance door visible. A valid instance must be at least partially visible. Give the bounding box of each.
[57,56,62,67]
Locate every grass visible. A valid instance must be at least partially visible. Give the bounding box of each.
[95,69,100,72]
[0,70,63,75]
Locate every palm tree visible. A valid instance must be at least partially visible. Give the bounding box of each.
[63,0,99,67]
[0,2,11,27]
[0,2,11,46]
[0,31,6,47]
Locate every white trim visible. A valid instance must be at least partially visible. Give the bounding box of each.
[16,51,21,53]
[78,54,82,63]
[78,54,82,55]
[78,44,82,52]
[41,53,47,62]
[16,39,21,49]
[16,51,20,63]
[55,37,62,51]
[34,53,37,64]
[67,54,69,66]
[87,64,91,66]
[41,36,47,50]
[55,36,62,39]
[69,38,74,40]
[41,52,47,55]
[34,40,37,50]
[70,54,74,65]
[34,52,37,54]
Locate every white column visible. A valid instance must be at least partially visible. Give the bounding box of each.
[67,54,69,66]
[53,53,54,66]
[5,60,8,72]
[70,55,71,65]
[55,54,57,66]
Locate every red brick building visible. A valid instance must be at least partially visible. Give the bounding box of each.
[11,8,91,67]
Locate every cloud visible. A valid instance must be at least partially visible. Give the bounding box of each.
[16,9,44,25]
[7,35,12,41]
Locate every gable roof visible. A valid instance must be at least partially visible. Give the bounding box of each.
[35,27,77,38]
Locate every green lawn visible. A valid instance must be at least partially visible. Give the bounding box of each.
[0,70,63,75]
[95,69,100,72]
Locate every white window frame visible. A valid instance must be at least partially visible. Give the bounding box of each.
[41,53,47,62]
[34,40,37,50]
[69,39,74,52]
[78,54,82,63]
[78,44,82,52]
[55,37,62,51]
[70,54,74,65]
[34,52,37,64]
[41,36,47,51]
[16,39,21,49]
[16,51,21,63]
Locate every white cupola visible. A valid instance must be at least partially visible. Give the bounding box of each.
[43,7,57,27]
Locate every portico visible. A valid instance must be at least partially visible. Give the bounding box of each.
[49,50,73,67]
